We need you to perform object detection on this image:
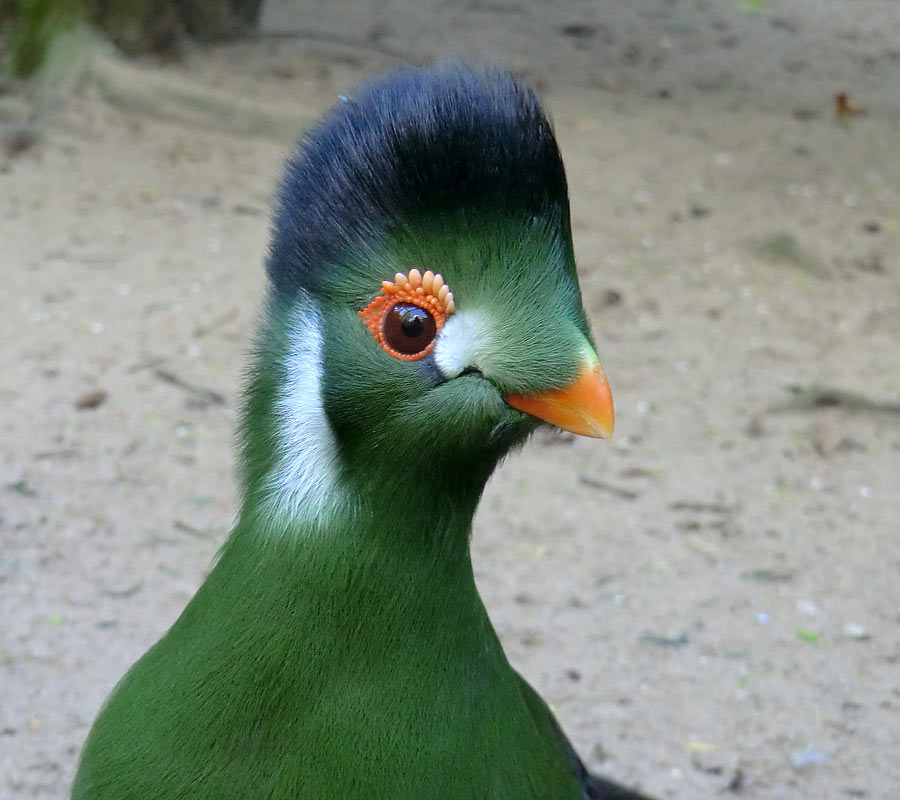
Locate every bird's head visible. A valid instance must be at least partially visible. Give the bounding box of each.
[244,65,612,531]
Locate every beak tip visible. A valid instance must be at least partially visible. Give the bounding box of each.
[593,417,615,440]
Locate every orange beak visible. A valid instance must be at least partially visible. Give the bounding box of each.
[505,355,614,439]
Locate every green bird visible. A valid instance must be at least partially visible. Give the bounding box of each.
[72,64,651,800]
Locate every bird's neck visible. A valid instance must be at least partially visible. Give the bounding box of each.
[229,463,485,604]
[196,481,492,698]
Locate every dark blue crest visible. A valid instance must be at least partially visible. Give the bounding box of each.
[267,63,570,298]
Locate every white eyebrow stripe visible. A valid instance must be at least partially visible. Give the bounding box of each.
[433,309,490,379]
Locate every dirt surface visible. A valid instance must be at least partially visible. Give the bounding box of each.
[2,2,899,798]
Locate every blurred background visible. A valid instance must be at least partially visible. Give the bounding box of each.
[2,2,899,798]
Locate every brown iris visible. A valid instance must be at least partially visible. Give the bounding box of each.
[383,303,437,356]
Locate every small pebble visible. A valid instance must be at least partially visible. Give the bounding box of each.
[75,389,108,410]
[790,745,828,769]
[798,599,819,616]
[843,622,870,640]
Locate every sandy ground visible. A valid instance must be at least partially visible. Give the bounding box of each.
[2,2,900,798]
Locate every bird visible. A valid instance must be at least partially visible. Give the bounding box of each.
[72,63,652,800]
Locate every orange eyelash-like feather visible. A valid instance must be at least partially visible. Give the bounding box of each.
[358,269,455,359]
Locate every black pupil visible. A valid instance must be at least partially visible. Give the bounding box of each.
[401,311,425,337]
[383,303,437,356]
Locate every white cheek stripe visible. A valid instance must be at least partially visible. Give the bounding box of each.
[264,301,349,527]
[434,309,489,378]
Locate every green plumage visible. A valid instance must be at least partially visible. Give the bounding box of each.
[72,65,648,800]
[73,514,580,798]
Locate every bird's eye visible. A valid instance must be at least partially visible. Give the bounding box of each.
[383,303,437,355]
[358,269,455,361]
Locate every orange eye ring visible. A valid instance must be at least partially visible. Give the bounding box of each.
[359,269,455,360]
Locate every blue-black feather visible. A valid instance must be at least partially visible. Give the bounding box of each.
[267,63,570,300]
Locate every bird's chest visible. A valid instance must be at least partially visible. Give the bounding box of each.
[236,561,585,799]
[261,661,581,800]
